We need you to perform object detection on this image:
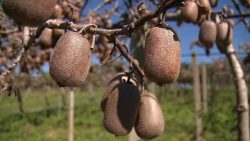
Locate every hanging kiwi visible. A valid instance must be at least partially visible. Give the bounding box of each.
[180,0,198,23]
[2,0,57,27]
[199,0,211,9]
[52,19,65,41]
[196,0,212,24]
[135,91,164,139]
[216,21,233,53]
[209,0,218,7]
[102,72,140,136]
[240,0,250,8]
[199,20,217,48]
[38,28,53,49]
[71,10,81,22]
[49,31,92,87]
[52,4,63,18]
[53,29,65,41]
[144,24,181,85]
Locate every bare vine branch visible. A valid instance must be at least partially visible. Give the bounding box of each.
[8,0,185,79]
[232,0,250,31]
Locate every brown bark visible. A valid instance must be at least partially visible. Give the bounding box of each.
[225,44,249,141]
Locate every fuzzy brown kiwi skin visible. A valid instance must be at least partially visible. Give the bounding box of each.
[52,4,63,19]
[199,0,211,9]
[199,20,217,48]
[135,91,164,139]
[39,28,53,49]
[101,72,138,112]
[52,19,65,41]
[102,72,140,136]
[240,0,250,8]
[49,32,91,87]
[3,0,56,27]
[209,0,218,7]
[144,25,181,85]
[216,21,233,53]
[180,1,198,23]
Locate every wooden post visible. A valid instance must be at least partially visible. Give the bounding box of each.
[44,93,51,117]
[16,89,24,115]
[225,44,249,141]
[201,64,208,113]
[67,88,74,141]
[192,53,203,141]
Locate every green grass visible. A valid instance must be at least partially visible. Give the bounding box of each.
[0,86,240,141]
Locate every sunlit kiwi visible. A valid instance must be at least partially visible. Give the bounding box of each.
[216,21,233,53]
[135,91,164,139]
[49,31,91,87]
[199,20,217,48]
[144,25,181,85]
[180,1,198,23]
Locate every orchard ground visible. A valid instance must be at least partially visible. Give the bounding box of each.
[0,85,245,141]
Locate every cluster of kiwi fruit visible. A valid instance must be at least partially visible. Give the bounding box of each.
[100,23,182,139]
[2,0,182,139]
[180,0,233,53]
[180,0,216,24]
[101,72,164,139]
[2,0,81,49]
[2,0,90,84]
[2,0,82,26]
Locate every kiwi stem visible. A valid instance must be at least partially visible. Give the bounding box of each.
[114,39,145,77]
[232,0,250,32]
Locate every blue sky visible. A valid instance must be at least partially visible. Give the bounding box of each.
[82,0,250,64]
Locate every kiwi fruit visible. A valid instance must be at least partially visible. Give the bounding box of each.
[199,20,217,48]
[102,72,140,136]
[180,1,198,23]
[62,1,71,17]
[39,28,53,49]
[216,21,233,53]
[52,4,63,18]
[71,10,80,22]
[52,19,65,40]
[209,0,218,7]
[199,0,211,9]
[143,25,181,85]
[53,29,65,40]
[135,91,164,139]
[240,0,250,8]
[49,31,91,87]
[2,0,57,27]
